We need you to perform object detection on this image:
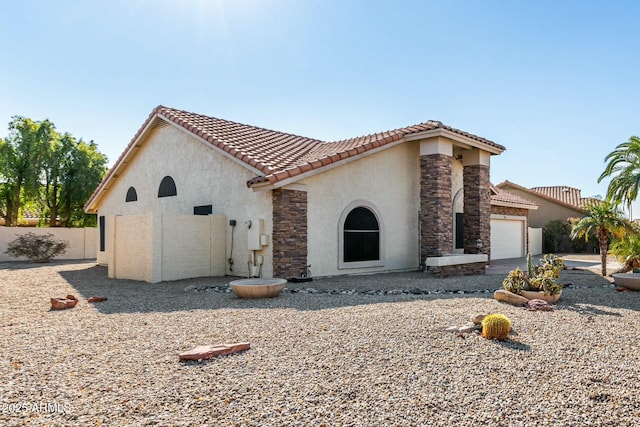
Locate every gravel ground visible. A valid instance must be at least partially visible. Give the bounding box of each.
[2,259,640,426]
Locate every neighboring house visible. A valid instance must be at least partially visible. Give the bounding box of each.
[489,185,539,259]
[495,181,590,228]
[0,209,42,226]
[84,106,506,282]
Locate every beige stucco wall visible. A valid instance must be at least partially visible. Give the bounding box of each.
[161,214,226,281]
[96,124,273,278]
[0,227,97,262]
[500,187,583,228]
[303,142,426,276]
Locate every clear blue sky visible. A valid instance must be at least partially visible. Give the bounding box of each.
[2,1,640,215]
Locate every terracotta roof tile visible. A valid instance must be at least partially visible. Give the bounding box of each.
[530,186,591,208]
[491,186,538,207]
[85,106,506,211]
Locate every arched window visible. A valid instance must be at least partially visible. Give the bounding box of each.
[158,176,177,198]
[125,187,138,202]
[339,202,384,268]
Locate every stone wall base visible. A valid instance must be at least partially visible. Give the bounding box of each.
[426,262,486,278]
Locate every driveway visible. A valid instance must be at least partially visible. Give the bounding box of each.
[486,254,621,276]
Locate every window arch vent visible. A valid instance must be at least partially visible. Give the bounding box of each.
[158,176,177,198]
[125,186,138,202]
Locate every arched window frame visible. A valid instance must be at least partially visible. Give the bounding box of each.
[158,176,177,198]
[338,200,385,269]
[125,186,138,202]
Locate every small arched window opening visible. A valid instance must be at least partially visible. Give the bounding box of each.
[125,187,138,202]
[343,206,380,263]
[158,176,177,198]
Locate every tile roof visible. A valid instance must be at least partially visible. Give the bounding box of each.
[496,181,591,211]
[85,106,505,212]
[152,106,503,186]
[490,185,538,208]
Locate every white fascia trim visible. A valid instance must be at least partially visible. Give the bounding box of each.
[491,201,539,210]
[250,138,408,191]
[404,128,504,155]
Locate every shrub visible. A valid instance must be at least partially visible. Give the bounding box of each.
[5,232,68,262]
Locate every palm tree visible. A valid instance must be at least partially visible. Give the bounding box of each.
[570,201,630,276]
[598,135,640,215]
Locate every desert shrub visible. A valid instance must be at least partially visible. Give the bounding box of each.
[5,232,68,262]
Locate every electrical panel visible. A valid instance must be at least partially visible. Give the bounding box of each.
[247,218,264,250]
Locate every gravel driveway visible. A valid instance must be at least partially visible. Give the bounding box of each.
[2,259,639,426]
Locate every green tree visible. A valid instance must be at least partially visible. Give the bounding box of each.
[570,201,630,276]
[40,134,107,227]
[598,135,640,214]
[59,139,107,227]
[0,117,53,226]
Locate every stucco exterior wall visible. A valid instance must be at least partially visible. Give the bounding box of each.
[499,188,582,228]
[96,124,273,278]
[304,142,422,276]
[110,214,154,282]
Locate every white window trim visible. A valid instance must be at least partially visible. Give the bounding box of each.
[338,200,385,269]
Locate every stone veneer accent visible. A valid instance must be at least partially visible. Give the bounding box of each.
[420,154,453,259]
[272,189,307,278]
[463,164,491,257]
[426,261,486,277]
[491,205,528,217]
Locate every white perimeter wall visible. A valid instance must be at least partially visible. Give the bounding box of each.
[96,124,273,278]
[108,213,226,283]
[528,227,543,255]
[303,142,423,276]
[0,227,97,262]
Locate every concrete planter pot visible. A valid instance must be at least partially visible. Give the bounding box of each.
[521,290,562,304]
[230,278,287,298]
[612,273,640,291]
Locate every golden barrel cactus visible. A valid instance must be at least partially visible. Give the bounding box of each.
[481,313,511,340]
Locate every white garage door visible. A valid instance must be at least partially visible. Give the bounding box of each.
[491,219,524,260]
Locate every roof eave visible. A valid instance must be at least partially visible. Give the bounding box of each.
[404,128,505,155]
[248,137,409,191]
[491,200,539,210]
[84,114,163,213]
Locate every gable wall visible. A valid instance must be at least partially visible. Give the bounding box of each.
[96,124,273,277]
[500,187,582,228]
[304,142,432,276]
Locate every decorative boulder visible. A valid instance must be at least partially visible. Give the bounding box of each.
[493,289,529,306]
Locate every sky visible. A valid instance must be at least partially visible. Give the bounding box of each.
[1,1,640,215]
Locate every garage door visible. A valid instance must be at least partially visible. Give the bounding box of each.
[491,219,524,260]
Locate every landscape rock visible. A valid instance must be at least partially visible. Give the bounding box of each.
[88,296,108,303]
[458,322,478,334]
[525,299,553,311]
[50,294,78,310]
[471,314,486,325]
[494,289,529,306]
[179,342,251,361]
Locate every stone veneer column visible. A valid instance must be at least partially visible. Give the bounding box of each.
[420,154,453,260]
[272,189,307,278]
[463,157,491,256]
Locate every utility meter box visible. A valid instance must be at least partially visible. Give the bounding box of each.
[247,218,264,250]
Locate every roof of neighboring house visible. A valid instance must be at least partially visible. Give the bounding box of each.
[490,184,538,209]
[496,180,588,212]
[85,106,505,212]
